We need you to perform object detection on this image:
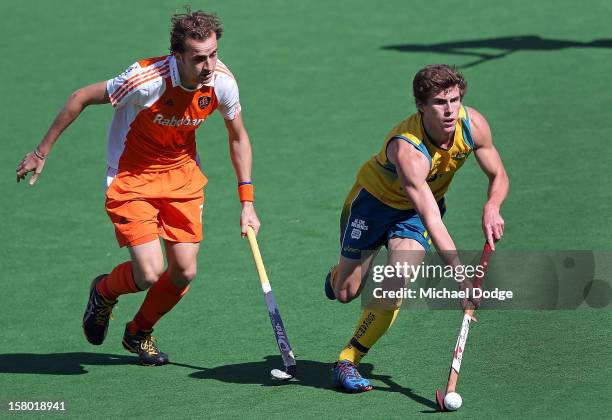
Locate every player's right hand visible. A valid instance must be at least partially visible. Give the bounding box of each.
[240,201,260,237]
[16,150,46,185]
[482,203,504,250]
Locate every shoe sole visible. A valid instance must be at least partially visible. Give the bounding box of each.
[333,380,373,393]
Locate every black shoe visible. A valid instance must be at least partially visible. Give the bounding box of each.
[122,324,169,366]
[82,275,116,345]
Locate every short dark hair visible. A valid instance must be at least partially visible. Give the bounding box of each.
[413,64,467,106]
[170,8,223,54]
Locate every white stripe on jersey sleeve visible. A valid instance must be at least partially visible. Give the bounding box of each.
[106,60,169,108]
[214,65,241,120]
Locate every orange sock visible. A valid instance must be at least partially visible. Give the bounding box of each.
[128,271,189,333]
[96,261,140,301]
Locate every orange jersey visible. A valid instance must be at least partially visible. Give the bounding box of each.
[106,55,241,176]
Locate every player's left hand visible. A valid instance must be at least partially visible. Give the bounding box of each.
[240,201,260,237]
[482,203,504,250]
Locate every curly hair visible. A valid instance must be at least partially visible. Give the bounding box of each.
[170,8,223,54]
[413,64,467,106]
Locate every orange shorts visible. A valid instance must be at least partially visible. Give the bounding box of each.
[105,160,207,247]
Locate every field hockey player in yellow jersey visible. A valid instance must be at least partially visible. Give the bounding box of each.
[325,64,509,392]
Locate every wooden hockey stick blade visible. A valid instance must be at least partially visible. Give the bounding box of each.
[436,388,446,411]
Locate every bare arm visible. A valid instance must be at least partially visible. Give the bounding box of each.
[389,139,481,309]
[16,81,109,185]
[224,112,261,235]
[467,107,509,249]
[388,139,460,267]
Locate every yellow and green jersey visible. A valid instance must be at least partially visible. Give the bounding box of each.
[356,106,475,210]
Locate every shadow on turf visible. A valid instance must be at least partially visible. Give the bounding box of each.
[0,352,438,410]
[381,35,612,68]
[0,352,137,375]
[178,356,438,410]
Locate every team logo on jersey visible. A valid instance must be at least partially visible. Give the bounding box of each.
[119,64,138,77]
[342,245,360,255]
[153,113,206,127]
[198,96,211,109]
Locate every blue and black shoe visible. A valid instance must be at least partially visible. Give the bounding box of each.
[82,274,116,345]
[122,324,169,366]
[332,360,373,393]
[325,265,337,300]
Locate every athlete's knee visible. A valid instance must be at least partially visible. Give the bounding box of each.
[133,258,165,289]
[334,276,360,303]
[169,261,198,284]
[334,263,363,303]
[137,267,165,289]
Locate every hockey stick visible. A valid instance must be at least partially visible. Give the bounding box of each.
[245,226,297,380]
[436,242,493,411]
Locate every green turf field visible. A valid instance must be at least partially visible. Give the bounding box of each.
[1,0,611,418]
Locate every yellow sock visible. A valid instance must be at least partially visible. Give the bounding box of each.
[338,307,399,364]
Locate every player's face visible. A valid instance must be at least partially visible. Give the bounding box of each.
[175,35,218,88]
[419,85,462,143]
